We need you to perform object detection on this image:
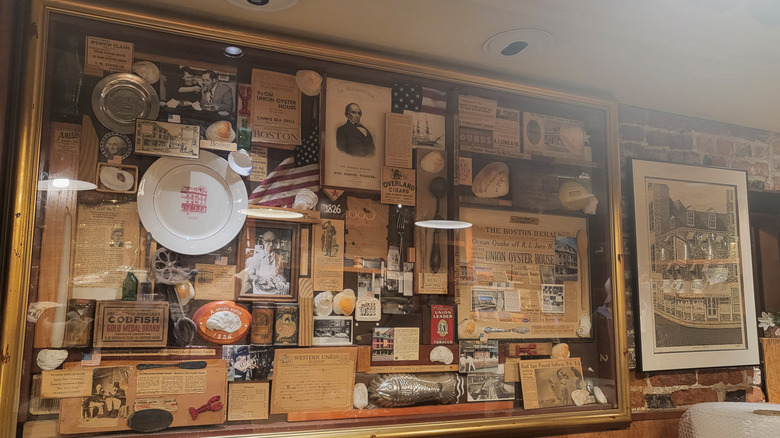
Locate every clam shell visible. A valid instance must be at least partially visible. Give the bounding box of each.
[333,289,356,316]
[100,166,134,192]
[551,343,570,359]
[37,349,68,370]
[205,120,236,142]
[295,70,322,96]
[594,386,608,404]
[353,383,369,409]
[572,388,589,406]
[429,346,454,365]
[472,162,509,198]
[314,291,334,316]
[420,150,445,174]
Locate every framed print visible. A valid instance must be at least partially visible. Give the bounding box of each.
[323,78,391,191]
[631,159,759,371]
[134,119,200,158]
[237,219,299,302]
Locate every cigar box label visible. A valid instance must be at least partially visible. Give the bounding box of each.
[506,342,553,357]
[93,301,169,347]
[430,304,454,344]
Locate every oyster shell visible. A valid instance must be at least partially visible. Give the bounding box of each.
[205,310,242,333]
[571,388,589,406]
[99,166,134,192]
[333,289,356,316]
[472,162,509,198]
[576,314,591,338]
[314,291,334,316]
[292,189,319,210]
[132,61,160,84]
[594,386,608,404]
[551,343,570,359]
[559,181,593,211]
[353,383,369,409]
[37,349,68,370]
[429,346,454,365]
[420,150,445,174]
[295,70,322,96]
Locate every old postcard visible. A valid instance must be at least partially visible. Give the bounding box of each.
[251,69,301,147]
[519,358,583,409]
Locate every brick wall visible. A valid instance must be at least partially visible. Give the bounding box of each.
[618,104,774,409]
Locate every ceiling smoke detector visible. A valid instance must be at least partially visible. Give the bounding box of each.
[482,29,554,59]
[223,0,299,12]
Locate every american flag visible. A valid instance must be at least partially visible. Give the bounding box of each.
[248,126,320,207]
[392,84,447,115]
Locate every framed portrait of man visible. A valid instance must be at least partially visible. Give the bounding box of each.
[237,219,300,302]
[323,78,391,192]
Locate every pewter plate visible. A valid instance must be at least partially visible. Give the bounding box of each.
[92,73,159,134]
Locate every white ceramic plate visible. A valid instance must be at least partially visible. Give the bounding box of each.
[138,151,247,255]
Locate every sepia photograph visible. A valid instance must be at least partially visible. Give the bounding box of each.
[459,339,499,373]
[134,119,200,158]
[541,284,565,313]
[238,219,299,302]
[79,366,130,427]
[467,372,515,402]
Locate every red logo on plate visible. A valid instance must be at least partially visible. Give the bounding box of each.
[180,185,207,215]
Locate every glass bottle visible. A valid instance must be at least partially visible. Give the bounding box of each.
[121,271,138,301]
[237,117,252,151]
[52,36,83,122]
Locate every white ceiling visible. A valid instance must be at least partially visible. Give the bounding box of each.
[124,0,780,133]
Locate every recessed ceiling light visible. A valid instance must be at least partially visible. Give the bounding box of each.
[482,29,554,60]
[223,0,299,12]
[224,46,244,58]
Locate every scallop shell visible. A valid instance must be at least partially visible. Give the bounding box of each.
[420,150,445,174]
[205,120,236,142]
[333,289,356,316]
[472,162,509,198]
[295,70,322,96]
[176,280,195,306]
[429,346,454,365]
[314,291,334,316]
[37,349,68,370]
[205,310,242,333]
[576,314,591,338]
[353,383,369,409]
[551,343,570,359]
[99,166,134,192]
[594,386,608,404]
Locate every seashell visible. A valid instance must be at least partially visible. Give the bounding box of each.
[295,70,322,96]
[100,166,134,192]
[132,61,160,84]
[314,291,334,316]
[37,349,68,370]
[205,120,236,142]
[429,346,454,365]
[559,125,588,157]
[353,383,369,409]
[571,388,589,406]
[292,189,319,210]
[205,310,242,333]
[458,318,477,338]
[551,343,570,359]
[582,195,598,215]
[333,289,356,316]
[576,314,591,338]
[472,162,509,198]
[176,280,195,306]
[559,181,593,211]
[594,386,608,404]
[420,151,445,174]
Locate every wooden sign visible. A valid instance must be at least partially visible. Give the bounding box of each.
[93,301,169,348]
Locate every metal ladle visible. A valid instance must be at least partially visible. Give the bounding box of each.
[164,286,196,346]
[429,177,448,273]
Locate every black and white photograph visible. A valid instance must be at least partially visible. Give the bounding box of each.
[79,366,130,427]
[312,316,353,346]
[466,372,515,402]
[99,132,132,159]
[541,284,565,313]
[223,345,274,381]
[458,339,499,373]
[554,236,579,283]
[134,119,200,158]
[323,78,391,191]
[533,366,582,408]
[238,220,299,302]
[470,288,521,314]
[632,159,759,371]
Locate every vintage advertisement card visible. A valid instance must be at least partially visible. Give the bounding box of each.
[519,358,584,409]
[312,219,344,291]
[40,369,93,399]
[458,95,497,131]
[249,145,269,182]
[71,202,140,300]
[371,327,420,362]
[270,347,357,414]
[384,112,413,168]
[250,69,301,147]
[194,264,236,300]
[93,301,169,348]
[86,36,133,72]
[493,107,522,157]
[522,112,590,161]
[134,119,200,158]
[344,197,388,260]
[228,382,269,421]
[381,167,416,206]
[323,78,391,191]
[457,208,590,339]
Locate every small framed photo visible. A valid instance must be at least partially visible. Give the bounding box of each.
[312,316,353,346]
[95,163,138,194]
[99,132,132,160]
[237,219,299,302]
[134,119,200,159]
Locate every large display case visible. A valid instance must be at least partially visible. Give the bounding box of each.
[0,1,629,436]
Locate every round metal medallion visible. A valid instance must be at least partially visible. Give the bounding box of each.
[91,73,159,134]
